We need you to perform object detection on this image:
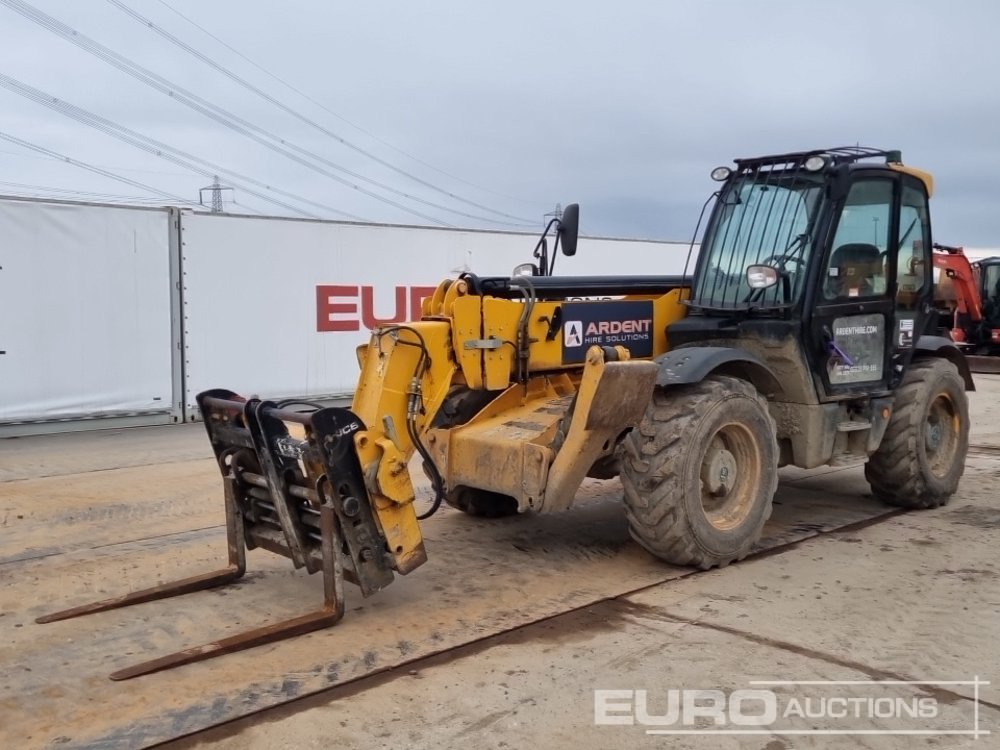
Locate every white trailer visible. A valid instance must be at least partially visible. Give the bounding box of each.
[0,196,694,434]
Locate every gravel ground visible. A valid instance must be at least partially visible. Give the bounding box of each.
[172,376,1000,750]
[2,377,997,750]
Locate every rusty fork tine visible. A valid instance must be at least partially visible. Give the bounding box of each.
[109,502,345,681]
[34,393,362,680]
[109,607,341,680]
[37,477,248,625]
[35,567,244,624]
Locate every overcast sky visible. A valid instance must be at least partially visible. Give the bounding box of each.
[1,0,998,244]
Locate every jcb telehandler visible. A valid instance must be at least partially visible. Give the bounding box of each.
[40,146,972,679]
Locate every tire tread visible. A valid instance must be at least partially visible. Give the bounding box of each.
[621,376,778,568]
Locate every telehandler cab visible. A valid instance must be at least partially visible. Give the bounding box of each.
[41,147,972,679]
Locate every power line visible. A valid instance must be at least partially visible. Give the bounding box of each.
[0,180,263,213]
[2,0,442,226]
[0,179,176,201]
[0,73,363,221]
[2,0,533,228]
[0,147,194,176]
[0,75,323,219]
[0,0,431,223]
[0,182,264,212]
[0,130,204,207]
[153,0,539,208]
[0,189,161,205]
[110,0,538,224]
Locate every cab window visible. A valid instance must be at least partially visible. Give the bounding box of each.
[895,183,930,311]
[824,179,893,300]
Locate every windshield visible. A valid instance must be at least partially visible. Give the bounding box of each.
[693,172,824,309]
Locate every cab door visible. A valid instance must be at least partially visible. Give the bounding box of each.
[808,172,932,399]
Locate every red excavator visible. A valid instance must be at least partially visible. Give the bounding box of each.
[932,243,1000,370]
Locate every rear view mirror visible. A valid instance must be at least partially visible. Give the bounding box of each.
[746,265,779,290]
[558,203,579,257]
[512,262,538,277]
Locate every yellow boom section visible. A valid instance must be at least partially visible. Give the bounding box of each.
[350,277,689,571]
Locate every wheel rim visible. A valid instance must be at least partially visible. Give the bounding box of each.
[925,391,960,478]
[699,422,761,531]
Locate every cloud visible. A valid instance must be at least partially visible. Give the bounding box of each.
[0,0,997,244]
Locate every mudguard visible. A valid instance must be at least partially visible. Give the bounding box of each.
[914,335,976,390]
[654,346,782,397]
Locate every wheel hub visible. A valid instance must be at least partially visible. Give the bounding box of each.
[698,423,762,531]
[924,392,959,477]
[702,446,738,497]
[925,420,943,452]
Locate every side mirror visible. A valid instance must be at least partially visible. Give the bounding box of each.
[746,265,779,290]
[557,203,579,257]
[512,262,538,277]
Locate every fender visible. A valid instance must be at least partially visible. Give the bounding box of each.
[654,346,782,397]
[914,335,975,390]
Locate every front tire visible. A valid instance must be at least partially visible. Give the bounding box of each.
[865,358,969,508]
[620,376,778,569]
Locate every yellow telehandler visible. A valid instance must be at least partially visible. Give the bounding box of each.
[40,147,972,679]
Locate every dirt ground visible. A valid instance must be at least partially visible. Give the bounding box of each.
[2,377,998,749]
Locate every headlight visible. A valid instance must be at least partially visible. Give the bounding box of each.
[804,155,827,172]
[710,166,733,181]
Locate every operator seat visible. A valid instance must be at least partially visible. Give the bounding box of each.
[827,243,882,298]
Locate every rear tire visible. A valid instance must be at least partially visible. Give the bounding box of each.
[865,358,969,508]
[620,376,778,569]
